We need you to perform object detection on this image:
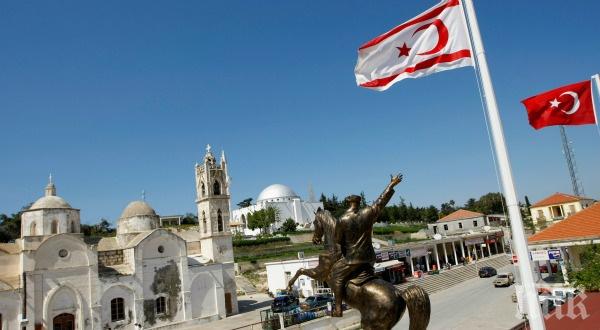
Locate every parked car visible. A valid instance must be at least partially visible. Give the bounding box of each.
[493,273,515,287]
[300,294,333,311]
[478,266,497,278]
[271,295,299,313]
[511,291,518,303]
[509,254,518,264]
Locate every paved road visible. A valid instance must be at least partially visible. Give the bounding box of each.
[394,265,523,330]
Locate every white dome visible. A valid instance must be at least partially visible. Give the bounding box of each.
[257,184,299,202]
[30,195,72,210]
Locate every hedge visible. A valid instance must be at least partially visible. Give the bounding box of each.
[233,236,291,247]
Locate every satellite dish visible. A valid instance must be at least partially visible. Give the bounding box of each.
[373,242,381,249]
[433,234,442,240]
[483,226,491,232]
[468,230,474,235]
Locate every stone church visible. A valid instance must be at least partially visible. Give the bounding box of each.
[0,146,238,330]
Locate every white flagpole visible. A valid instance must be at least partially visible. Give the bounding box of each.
[592,74,600,137]
[461,1,545,328]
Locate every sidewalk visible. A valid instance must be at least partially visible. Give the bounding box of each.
[179,293,272,330]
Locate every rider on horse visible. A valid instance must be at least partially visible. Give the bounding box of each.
[330,174,403,317]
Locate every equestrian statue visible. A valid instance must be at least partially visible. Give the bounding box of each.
[287,174,430,330]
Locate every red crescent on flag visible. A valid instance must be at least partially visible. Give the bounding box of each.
[412,19,449,56]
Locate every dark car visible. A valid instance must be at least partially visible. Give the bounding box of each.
[300,295,333,311]
[271,295,299,313]
[478,266,497,278]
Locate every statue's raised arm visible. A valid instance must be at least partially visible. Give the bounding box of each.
[367,173,403,220]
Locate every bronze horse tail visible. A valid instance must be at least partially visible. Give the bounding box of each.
[398,285,431,330]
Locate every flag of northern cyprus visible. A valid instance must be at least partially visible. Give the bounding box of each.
[355,0,473,91]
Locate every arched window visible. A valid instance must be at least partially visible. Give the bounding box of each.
[111,298,125,321]
[217,209,223,232]
[201,182,206,197]
[155,296,167,315]
[51,220,58,234]
[202,211,207,234]
[213,181,221,195]
[71,221,76,233]
[241,214,246,226]
[30,222,37,236]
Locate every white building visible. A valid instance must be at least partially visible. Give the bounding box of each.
[529,192,595,230]
[0,145,238,330]
[427,209,490,237]
[231,184,323,235]
[265,257,322,298]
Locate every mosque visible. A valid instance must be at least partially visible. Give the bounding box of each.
[231,184,323,235]
[0,146,237,330]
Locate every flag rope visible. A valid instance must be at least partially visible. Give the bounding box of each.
[466,3,517,307]
[470,51,510,229]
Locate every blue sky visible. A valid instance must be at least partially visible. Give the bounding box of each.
[1,1,599,224]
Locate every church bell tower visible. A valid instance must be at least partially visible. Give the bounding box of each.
[195,144,233,263]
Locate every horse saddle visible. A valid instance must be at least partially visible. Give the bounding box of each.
[347,264,377,287]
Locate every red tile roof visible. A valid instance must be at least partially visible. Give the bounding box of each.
[436,209,484,223]
[530,192,591,208]
[528,202,600,244]
[543,292,600,330]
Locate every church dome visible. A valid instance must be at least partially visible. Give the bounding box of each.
[120,201,157,219]
[257,184,299,202]
[30,195,72,210]
[117,200,159,238]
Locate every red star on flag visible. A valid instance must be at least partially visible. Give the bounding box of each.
[396,43,411,57]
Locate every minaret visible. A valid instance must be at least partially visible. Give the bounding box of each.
[220,150,230,195]
[195,144,233,263]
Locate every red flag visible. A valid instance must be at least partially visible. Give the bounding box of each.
[521,80,597,130]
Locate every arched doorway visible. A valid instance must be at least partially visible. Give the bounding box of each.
[190,274,217,318]
[53,313,74,330]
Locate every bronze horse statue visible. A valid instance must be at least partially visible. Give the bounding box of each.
[287,209,430,330]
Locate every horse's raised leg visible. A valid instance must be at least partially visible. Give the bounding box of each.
[286,266,327,291]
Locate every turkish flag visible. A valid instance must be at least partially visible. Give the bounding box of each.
[521,80,597,130]
[355,0,473,91]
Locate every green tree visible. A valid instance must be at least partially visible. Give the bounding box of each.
[360,191,368,208]
[81,218,115,237]
[440,200,456,217]
[0,203,30,242]
[237,198,253,208]
[377,207,391,223]
[388,205,400,223]
[247,206,280,234]
[474,192,505,214]
[281,218,297,233]
[423,206,439,223]
[523,195,532,217]
[181,213,198,225]
[569,244,600,292]
[464,198,477,211]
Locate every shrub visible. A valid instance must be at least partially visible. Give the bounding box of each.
[232,236,291,247]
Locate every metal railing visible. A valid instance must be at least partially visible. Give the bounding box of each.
[258,303,340,330]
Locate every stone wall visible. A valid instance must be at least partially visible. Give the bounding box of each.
[98,249,124,266]
[288,232,313,244]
